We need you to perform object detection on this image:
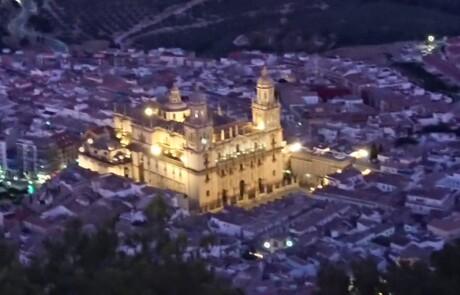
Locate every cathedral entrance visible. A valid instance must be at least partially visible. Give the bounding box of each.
[138,158,144,182]
[239,180,245,199]
[258,178,264,193]
[222,189,228,206]
[267,184,273,193]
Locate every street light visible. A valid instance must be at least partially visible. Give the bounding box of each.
[256,122,265,130]
[350,149,369,159]
[144,107,154,117]
[263,241,271,249]
[427,35,435,43]
[150,145,162,156]
[288,142,302,153]
[286,239,294,248]
[361,168,372,176]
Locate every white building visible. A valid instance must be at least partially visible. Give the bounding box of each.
[405,188,456,214]
[0,139,7,173]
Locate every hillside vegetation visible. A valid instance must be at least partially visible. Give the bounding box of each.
[1,0,460,54]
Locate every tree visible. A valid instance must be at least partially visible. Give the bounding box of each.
[351,258,381,295]
[145,194,169,226]
[0,218,240,295]
[431,240,460,295]
[369,143,379,162]
[385,262,441,295]
[317,264,349,295]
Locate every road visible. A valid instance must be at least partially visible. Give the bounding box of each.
[115,0,210,48]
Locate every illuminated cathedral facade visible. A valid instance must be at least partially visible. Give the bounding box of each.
[78,68,296,211]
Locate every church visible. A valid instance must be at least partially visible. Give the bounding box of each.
[78,68,296,212]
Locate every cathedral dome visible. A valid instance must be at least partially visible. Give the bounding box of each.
[165,83,187,111]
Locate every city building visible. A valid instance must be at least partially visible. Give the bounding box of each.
[16,133,79,182]
[428,213,460,240]
[0,138,7,175]
[405,187,457,214]
[79,68,297,211]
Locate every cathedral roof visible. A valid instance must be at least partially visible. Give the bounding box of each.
[257,66,274,88]
[189,86,208,105]
[165,83,188,110]
[120,106,185,135]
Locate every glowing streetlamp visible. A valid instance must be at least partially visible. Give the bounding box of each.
[288,142,302,153]
[286,239,294,248]
[144,107,154,117]
[263,241,271,249]
[427,35,435,43]
[350,149,369,159]
[150,145,162,156]
[256,122,265,130]
[361,168,372,176]
[253,252,264,259]
[87,138,94,145]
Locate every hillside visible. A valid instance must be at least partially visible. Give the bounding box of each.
[1,0,460,55]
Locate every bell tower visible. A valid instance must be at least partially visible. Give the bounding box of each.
[252,67,281,131]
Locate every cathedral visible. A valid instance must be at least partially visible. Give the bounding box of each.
[78,68,296,212]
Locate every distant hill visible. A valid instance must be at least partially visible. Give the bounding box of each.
[2,0,460,55]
